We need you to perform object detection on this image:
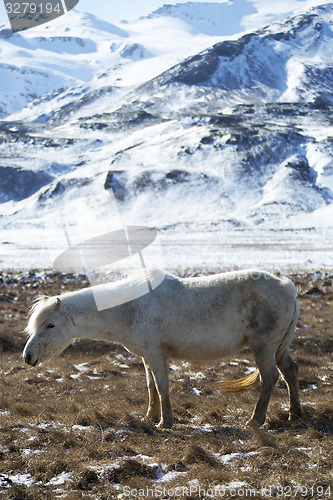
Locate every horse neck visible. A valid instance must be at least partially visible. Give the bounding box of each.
[62,288,123,342]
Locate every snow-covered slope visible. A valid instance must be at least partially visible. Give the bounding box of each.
[0,3,333,270]
[0,6,237,119]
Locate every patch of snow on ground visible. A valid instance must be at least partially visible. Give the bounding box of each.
[189,372,206,380]
[0,473,35,487]
[227,481,249,487]
[47,472,73,486]
[216,451,258,464]
[72,425,94,432]
[73,362,90,372]
[21,449,43,457]
[155,469,187,483]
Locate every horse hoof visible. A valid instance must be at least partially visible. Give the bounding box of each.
[141,416,151,425]
[246,419,276,448]
[246,419,262,429]
[144,414,160,424]
[288,412,304,427]
[288,411,302,421]
[157,419,174,429]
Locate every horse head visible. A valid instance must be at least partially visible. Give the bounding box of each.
[23,296,72,366]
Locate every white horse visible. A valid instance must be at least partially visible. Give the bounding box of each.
[23,269,301,429]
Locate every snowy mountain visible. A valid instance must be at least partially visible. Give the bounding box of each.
[146,1,257,36]
[0,12,144,118]
[145,3,333,102]
[0,3,333,270]
[0,5,236,119]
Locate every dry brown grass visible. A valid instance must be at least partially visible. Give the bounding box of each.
[0,269,332,499]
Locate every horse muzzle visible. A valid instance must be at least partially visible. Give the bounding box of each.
[23,351,39,367]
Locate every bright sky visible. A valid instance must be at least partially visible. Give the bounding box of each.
[0,0,329,30]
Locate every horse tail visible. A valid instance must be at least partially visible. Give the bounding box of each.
[218,368,260,393]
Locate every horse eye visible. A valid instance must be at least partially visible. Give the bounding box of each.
[47,324,55,329]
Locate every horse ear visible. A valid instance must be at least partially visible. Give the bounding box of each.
[29,295,48,311]
[55,298,63,312]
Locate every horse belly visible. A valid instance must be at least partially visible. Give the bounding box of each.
[164,324,247,361]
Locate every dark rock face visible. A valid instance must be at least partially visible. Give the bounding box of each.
[168,52,220,85]
[104,168,216,202]
[0,166,53,202]
[38,178,93,203]
[104,171,128,201]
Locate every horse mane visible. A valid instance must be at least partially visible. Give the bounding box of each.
[25,296,58,338]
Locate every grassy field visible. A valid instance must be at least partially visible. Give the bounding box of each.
[0,269,332,499]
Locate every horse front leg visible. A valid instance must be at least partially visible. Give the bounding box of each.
[143,346,174,428]
[143,358,160,423]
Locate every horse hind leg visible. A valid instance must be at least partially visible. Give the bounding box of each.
[248,349,279,427]
[143,359,160,423]
[277,349,302,421]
